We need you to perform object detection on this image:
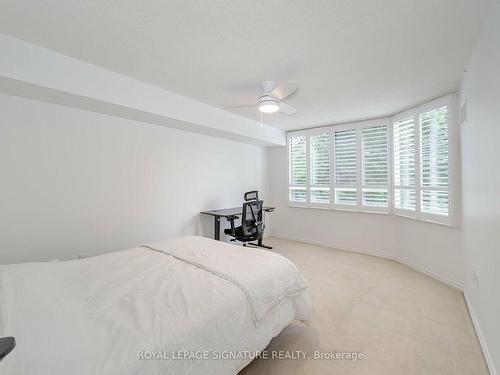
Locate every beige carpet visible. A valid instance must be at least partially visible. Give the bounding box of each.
[239,237,488,375]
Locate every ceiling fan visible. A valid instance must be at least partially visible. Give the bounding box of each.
[227,80,298,115]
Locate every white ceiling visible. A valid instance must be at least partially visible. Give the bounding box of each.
[0,0,488,131]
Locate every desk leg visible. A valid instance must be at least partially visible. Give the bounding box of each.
[214,217,221,241]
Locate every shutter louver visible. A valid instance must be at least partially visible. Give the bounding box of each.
[310,133,331,203]
[362,125,388,207]
[420,106,449,216]
[289,136,307,202]
[334,129,357,205]
[393,117,416,211]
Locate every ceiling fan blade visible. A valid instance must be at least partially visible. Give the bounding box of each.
[279,102,298,115]
[224,101,257,110]
[271,81,297,101]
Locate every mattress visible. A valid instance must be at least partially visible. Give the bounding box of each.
[0,237,311,375]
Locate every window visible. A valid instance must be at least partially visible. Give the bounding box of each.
[393,117,416,211]
[310,133,331,203]
[289,135,307,202]
[392,98,453,223]
[362,125,389,208]
[287,94,456,225]
[334,129,357,206]
[420,106,449,217]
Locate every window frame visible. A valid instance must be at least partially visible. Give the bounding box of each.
[332,123,360,211]
[309,131,332,207]
[288,132,309,206]
[391,107,419,218]
[286,93,459,226]
[360,122,391,212]
[288,118,391,214]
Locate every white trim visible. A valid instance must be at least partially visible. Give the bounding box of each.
[448,93,461,227]
[298,206,456,228]
[394,212,455,227]
[419,95,450,113]
[330,127,335,209]
[415,105,422,219]
[463,291,497,375]
[287,203,390,216]
[288,134,307,204]
[309,132,331,206]
[388,119,395,211]
[270,234,462,290]
[306,132,311,205]
[356,127,362,210]
[399,258,463,290]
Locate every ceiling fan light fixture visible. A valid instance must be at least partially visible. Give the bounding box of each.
[259,100,280,114]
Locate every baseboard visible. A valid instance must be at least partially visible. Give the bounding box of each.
[270,233,462,290]
[271,233,394,259]
[463,291,497,375]
[397,258,463,290]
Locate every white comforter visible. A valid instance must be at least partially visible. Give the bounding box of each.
[0,236,311,375]
[144,236,309,324]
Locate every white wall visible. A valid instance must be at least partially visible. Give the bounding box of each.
[392,219,463,287]
[0,93,269,264]
[268,146,463,287]
[460,1,500,372]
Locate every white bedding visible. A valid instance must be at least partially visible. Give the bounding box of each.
[144,236,309,324]
[0,236,311,375]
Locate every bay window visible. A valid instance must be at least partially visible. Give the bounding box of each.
[287,93,458,225]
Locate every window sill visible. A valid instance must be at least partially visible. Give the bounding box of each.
[394,212,455,228]
[288,204,389,216]
[287,203,456,227]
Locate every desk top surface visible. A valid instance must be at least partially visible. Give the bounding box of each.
[201,206,275,217]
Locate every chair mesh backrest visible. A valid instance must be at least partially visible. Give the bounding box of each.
[241,200,263,236]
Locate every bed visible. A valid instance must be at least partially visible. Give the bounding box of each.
[0,236,311,374]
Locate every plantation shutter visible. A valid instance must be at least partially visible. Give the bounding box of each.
[420,106,449,216]
[310,133,331,203]
[287,95,455,224]
[362,125,388,208]
[393,117,416,211]
[334,129,358,205]
[289,135,307,202]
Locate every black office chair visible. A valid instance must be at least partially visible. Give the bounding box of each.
[224,191,266,247]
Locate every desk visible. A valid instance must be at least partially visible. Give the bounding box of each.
[201,206,275,247]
